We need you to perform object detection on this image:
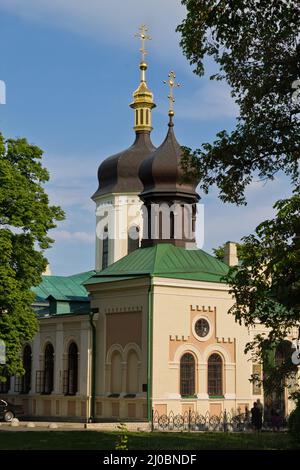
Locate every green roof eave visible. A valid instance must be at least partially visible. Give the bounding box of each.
[32,270,95,302]
[84,244,229,286]
[84,275,146,286]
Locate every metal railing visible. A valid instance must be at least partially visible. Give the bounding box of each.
[152,409,288,432]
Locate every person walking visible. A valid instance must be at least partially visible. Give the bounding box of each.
[251,402,263,432]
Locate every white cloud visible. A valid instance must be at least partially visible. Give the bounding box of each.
[175,81,239,120]
[51,229,94,243]
[0,0,186,63]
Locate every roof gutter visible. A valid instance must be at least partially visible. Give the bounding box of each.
[89,308,98,423]
[147,275,154,422]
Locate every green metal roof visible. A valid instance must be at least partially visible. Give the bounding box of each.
[33,270,94,303]
[84,244,229,285]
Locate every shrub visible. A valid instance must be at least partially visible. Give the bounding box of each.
[288,398,300,441]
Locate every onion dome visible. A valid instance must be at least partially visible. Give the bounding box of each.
[139,115,199,199]
[92,131,156,198]
[139,71,200,248]
[92,26,156,200]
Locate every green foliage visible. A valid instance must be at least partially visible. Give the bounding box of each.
[178,0,300,204]
[178,0,300,394]
[223,188,300,390]
[225,188,299,333]
[115,423,129,450]
[0,133,64,381]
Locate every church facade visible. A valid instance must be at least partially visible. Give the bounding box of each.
[0,31,296,422]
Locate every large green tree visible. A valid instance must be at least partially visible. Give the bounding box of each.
[0,133,64,383]
[178,0,300,204]
[177,1,300,388]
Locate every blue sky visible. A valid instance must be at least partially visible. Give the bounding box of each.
[0,0,292,275]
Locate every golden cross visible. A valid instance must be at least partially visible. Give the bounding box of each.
[134,24,151,62]
[163,71,181,115]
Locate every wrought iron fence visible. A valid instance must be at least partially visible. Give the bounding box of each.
[152,409,288,432]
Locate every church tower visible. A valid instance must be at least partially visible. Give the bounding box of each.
[139,71,199,248]
[92,26,156,271]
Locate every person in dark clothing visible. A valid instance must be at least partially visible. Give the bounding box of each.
[251,402,263,431]
[271,408,282,432]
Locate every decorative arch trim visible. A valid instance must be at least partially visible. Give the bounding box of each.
[172,343,203,365]
[203,344,231,364]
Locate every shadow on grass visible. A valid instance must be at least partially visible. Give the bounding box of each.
[0,431,299,450]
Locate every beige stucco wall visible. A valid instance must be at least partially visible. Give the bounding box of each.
[88,277,150,420]
[151,277,258,415]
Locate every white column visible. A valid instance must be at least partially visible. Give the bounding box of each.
[121,361,127,395]
[197,363,209,399]
[224,363,236,399]
[54,323,63,394]
[80,320,91,397]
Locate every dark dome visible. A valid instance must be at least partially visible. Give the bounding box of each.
[139,121,199,199]
[92,131,156,199]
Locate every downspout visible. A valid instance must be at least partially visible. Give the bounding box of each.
[147,275,154,422]
[89,308,98,423]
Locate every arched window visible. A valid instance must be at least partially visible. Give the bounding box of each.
[22,345,32,394]
[180,353,195,397]
[170,211,175,239]
[146,109,149,125]
[66,342,78,396]
[44,343,54,394]
[126,350,139,394]
[111,351,122,394]
[102,226,109,270]
[128,225,140,253]
[140,108,144,125]
[208,353,223,396]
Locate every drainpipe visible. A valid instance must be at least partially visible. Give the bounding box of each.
[147,276,153,422]
[89,307,99,423]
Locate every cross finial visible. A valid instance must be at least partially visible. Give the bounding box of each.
[134,24,151,63]
[163,71,181,117]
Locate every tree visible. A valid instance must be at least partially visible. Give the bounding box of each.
[224,188,299,384]
[0,133,64,383]
[177,0,300,204]
[177,1,300,390]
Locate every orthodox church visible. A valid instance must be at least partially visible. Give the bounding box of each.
[0,28,296,422]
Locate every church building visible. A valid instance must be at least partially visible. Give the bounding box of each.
[0,27,296,423]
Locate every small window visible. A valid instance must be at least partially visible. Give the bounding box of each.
[135,109,138,126]
[102,226,109,270]
[180,353,195,397]
[208,353,223,396]
[195,319,210,338]
[128,226,139,253]
[146,109,149,125]
[140,109,144,125]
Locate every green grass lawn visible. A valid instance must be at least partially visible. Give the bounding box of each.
[0,431,299,450]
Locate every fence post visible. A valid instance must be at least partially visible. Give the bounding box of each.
[151,408,154,432]
[223,410,228,432]
[188,409,191,432]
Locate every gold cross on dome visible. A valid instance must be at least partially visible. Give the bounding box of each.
[163,71,181,115]
[134,24,151,62]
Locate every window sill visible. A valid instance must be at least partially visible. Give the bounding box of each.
[181,395,197,399]
[209,396,224,399]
